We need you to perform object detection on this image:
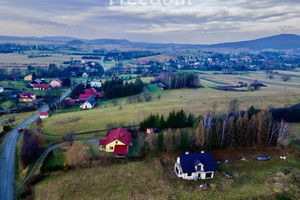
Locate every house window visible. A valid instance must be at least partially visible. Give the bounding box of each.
[206,172,212,178]
[187,173,192,176]
[116,141,118,144]
[110,146,113,150]
[197,166,202,171]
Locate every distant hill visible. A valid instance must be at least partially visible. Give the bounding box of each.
[0,34,299,50]
[208,34,300,50]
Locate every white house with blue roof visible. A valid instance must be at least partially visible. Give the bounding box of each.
[174,151,216,180]
[80,96,96,110]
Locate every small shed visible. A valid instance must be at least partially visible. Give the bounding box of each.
[40,112,49,119]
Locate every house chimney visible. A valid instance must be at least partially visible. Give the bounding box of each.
[185,151,189,154]
[201,150,204,153]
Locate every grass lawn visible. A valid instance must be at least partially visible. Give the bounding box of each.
[42,85,300,136]
[40,149,66,173]
[33,155,300,200]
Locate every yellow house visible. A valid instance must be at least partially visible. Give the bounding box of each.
[24,74,33,81]
[99,127,132,156]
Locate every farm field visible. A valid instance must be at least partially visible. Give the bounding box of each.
[42,82,300,136]
[33,153,300,200]
[0,53,82,69]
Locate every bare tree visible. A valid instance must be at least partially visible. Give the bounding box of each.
[163,128,172,152]
[195,121,205,148]
[228,98,239,114]
[145,130,158,151]
[62,130,75,146]
[277,119,290,144]
[202,110,215,126]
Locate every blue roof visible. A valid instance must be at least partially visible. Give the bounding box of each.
[179,152,216,173]
[86,96,95,106]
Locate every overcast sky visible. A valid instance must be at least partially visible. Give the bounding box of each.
[0,0,299,44]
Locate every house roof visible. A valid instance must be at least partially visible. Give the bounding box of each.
[62,99,76,106]
[99,139,108,145]
[40,112,48,116]
[99,127,132,146]
[31,79,42,84]
[179,152,216,173]
[79,94,94,100]
[52,79,61,83]
[19,92,35,96]
[86,96,95,106]
[114,145,128,155]
[33,84,50,89]
[85,88,101,97]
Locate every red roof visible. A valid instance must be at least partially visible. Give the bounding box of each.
[52,79,61,83]
[85,88,101,97]
[62,99,76,106]
[114,145,128,155]
[40,112,48,116]
[79,94,93,100]
[33,84,51,89]
[99,127,132,146]
[19,92,35,96]
[99,139,108,145]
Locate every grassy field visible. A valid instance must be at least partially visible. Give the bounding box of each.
[0,53,82,68]
[42,84,300,136]
[33,154,300,200]
[0,111,38,131]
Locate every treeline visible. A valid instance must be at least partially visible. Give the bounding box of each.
[21,130,45,168]
[102,77,144,99]
[142,107,290,154]
[270,104,300,123]
[156,72,199,89]
[139,110,194,131]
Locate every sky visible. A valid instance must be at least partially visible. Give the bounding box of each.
[0,0,299,44]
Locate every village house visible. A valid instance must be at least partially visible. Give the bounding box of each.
[30,79,43,86]
[39,112,49,119]
[80,96,95,109]
[85,88,101,99]
[91,81,102,88]
[174,151,216,180]
[50,79,61,87]
[19,92,36,103]
[82,72,89,78]
[99,127,132,157]
[62,98,76,108]
[0,86,4,93]
[33,84,51,90]
[24,74,33,81]
[157,82,167,90]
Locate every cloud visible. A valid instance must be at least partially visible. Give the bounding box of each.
[0,0,299,43]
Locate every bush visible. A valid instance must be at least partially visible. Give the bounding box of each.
[3,125,11,132]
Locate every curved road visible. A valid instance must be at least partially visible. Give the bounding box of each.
[15,142,69,194]
[0,86,75,200]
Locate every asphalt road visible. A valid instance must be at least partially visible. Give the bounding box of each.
[15,142,69,194]
[0,86,74,200]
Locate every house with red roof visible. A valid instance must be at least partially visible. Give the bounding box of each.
[79,94,94,101]
[33,84,51,90]
[62,98,76,108]
[39,112,49,119]
[85,88,101,98]
[50,79,61,87]
[99,127,132,156]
